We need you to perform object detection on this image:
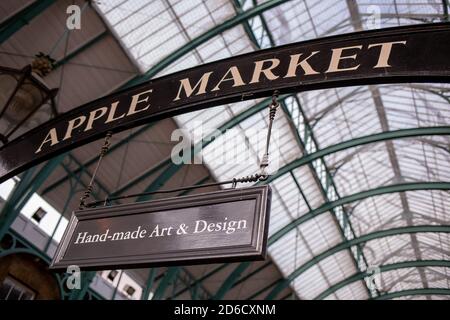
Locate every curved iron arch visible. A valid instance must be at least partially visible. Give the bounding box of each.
[265,225,450,299]
[315,260,450,300]
[373,288,450,300]
[214,181,450,299]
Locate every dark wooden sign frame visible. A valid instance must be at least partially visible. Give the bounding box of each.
[50,186,271,270]
[1,23,450,183]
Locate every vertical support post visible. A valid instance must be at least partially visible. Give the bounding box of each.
[112,270,124,300]
[141,268,157,300]
[0,156,64,240]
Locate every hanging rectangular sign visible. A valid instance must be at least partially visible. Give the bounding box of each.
[50,186,271,270]
[1,23,450,183]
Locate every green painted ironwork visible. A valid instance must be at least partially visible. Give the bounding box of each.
[0,230,102,300]
[374,288,450,300]
[265,225,450,299]
[246,278,282,300]
[262,126,450,186]
[123,0,291,88]
[0,156,64,240]
[316,260,450,300]
[0,0,55,44]
[169,126,450,298]
[153,267,180,300]
[267,182,450,247]
[141,268,157,300]
[172,264,228,299]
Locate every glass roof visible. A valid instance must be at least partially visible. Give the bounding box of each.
[95,0,450,299]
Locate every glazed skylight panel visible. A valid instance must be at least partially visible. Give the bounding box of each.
[317,250,358,289]
[299,213,343,255]
[291,166,326,209]
[300,86,366,123]
[363,234,416,266]
[329,143,394,197]
[416,233,450,260]
[379,87,450,130]
[306,0,350,36]
[294,250,357,299]
[268,229,312,275]
[350,192,405,236]
[407,190,450,224]
[198,24,254,63]
[394,139,450,182]
[310,89,381,149]
[262,0,314,46]
[381,268,420,292]
[96,0,238,71]
[357,0,447,27]
[333,281,370,300]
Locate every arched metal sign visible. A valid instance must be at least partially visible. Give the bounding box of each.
[1,23,449,183]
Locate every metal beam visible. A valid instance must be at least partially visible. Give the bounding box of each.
[214,262,251,299]
[265,225,450,299]
[374,288,450,300]
[345,0,429,295]
[0,0,55,44]
[262,126,450,186]
[123,0,291,88]
[135,97,274,200]
[267,182,450,246]
[166,127,450,297]
[153,267,179,300]
[0,156,64,240]
[316,260,450,300]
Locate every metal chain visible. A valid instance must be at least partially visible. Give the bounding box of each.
[85,92,279,208]
[258,90,279,180]
[231,91,280,187]
[79,131,113,210]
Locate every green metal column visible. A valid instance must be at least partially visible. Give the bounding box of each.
[0,156,64,240]
[141,268,157,300]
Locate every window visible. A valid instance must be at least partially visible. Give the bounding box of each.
[31,207,47,223]
[0,276,35,300]
[107,270,118,282]
[123,284,135,297]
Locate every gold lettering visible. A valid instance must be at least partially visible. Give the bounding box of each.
[63,116,86,141]
[174,72,213,101]
[284,52,320,77]
[250,58,280,84]
[84,107,108,132]
[35,128,59,153]
[105,101,125,124]
[126,89,153,116]
[326,45,362,73]
[212,66,245,91]
[368,41,407,68]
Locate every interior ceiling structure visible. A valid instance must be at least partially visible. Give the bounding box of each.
[1,0,450,300]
